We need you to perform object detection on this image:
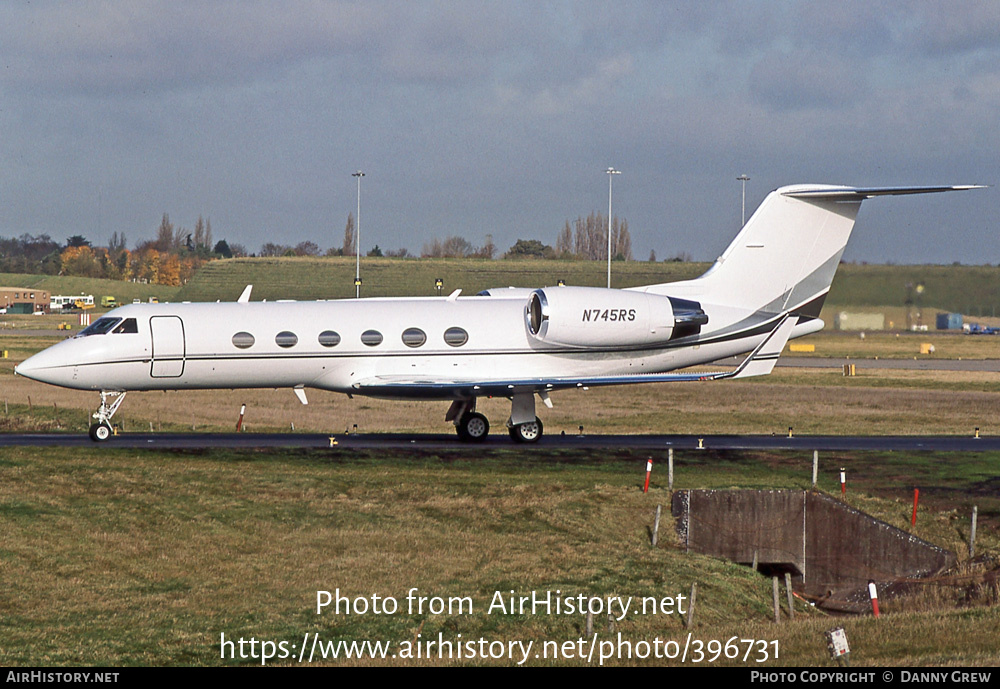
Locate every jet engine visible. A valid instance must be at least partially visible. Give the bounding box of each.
[525,286,708,348]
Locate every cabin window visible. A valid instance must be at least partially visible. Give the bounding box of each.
[112,318,138,334]
[78,317,121,336]
[401,327,427,348]
[232,332,255,349]
[443,327,468,347]
[318,330,341,347]
[275,331,298,348]
[361,330,383,346]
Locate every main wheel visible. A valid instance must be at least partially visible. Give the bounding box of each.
[509,417,543,443]
[89,422,112,442]
[457,412,490,442]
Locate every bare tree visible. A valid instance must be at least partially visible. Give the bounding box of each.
[342,213,355,257]
[556,221,573,256]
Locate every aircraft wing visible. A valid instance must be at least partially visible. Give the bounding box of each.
[353,314,796,398]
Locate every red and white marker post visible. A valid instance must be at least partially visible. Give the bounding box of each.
[868,580,880,618]
[236,403,246,432]
[643,458,653,493]
[840,468,847,496]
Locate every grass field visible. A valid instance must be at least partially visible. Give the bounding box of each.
[0,446,996,666]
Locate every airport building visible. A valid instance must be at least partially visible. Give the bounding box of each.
[0,287,51,314]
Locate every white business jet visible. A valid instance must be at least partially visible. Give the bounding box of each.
[15,184,981,442]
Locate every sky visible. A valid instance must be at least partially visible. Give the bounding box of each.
[1,1,997,265]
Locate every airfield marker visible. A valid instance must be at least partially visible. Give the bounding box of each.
[772,577,781,623]
[236,403,246,432]
[911,489,920,526]
[812,450,819,489]
[970,506,978,558]
[643,458,653,493]
[668,448,674,491]
[785,572,795,620]
[868,581,880,618]
[840,468,847,496]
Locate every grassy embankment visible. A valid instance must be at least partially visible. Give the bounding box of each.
[0,446,996,666]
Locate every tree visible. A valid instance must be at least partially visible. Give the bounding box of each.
[505,238,555,259]
[213,239,233,258]
[611,217,632,261]
[556,221,574,256]
[66,235,91,248]
[342,213,355,257]
[260,242,291,257]
[294,241,321,256]
[155,214,175,252]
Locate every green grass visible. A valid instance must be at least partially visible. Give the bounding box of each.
[0,447,996,666]
[6,259,1000,317]
[170,259,1000,319]
[174,256,710,301]
[827,264,1000,316]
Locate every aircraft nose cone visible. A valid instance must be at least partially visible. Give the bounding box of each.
[14,349,66,385]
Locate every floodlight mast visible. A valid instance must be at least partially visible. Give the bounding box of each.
[606,167,621,288]
[352,171,365,298]
[737,174,750,226]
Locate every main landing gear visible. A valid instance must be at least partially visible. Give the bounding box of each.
[447,395,545,444]
[88,391,126,442]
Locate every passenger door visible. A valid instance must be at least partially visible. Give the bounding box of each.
[150,316,185,378]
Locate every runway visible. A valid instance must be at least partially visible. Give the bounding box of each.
[3,431,1000,452]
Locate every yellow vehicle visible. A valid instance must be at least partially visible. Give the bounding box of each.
[101,296,117,308]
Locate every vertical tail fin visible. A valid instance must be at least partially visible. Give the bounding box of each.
[640,184,983,316]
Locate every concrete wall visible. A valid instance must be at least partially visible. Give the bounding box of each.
[672,489,955,612]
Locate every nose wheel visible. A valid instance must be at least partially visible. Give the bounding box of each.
[89,422,113,442]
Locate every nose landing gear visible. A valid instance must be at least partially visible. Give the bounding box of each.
[89,391,126,442]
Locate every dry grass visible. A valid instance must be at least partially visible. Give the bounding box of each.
[0,447,997,666]
[5,364,1000,437]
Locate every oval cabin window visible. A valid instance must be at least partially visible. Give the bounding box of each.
[361,330,383,346]
[232,332,255,349]
[318,330,341,347]
[401,328,427,348]
[443,327,468,347]
[275,331,298,348]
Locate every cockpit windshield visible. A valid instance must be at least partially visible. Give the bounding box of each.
[77,317,121,337]
[75,316,137,337]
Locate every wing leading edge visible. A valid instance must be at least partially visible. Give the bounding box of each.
[352,314,795,399]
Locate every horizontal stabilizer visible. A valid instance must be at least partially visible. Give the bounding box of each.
[783,185,985,200]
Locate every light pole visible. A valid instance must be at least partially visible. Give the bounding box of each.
[737,174,750,226]
[606,167,621,288]
[352,171,365,298]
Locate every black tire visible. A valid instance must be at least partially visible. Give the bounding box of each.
[89,422,112,442]
[457,412,490,442]
[509,417,543,443]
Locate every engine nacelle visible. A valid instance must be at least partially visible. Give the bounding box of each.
[525,286,708,348]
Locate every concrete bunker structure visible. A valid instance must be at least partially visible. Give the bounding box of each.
[672,489,956,613]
